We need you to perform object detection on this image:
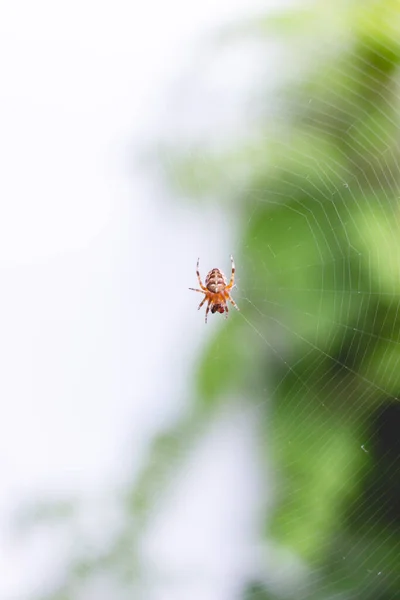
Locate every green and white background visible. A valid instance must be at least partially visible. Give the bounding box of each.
[0,1,399,599]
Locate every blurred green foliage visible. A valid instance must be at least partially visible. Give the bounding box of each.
[159,1,400,598]
[32,1,400,598]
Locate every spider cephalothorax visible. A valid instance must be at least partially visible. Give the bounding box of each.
[189,256,239,323]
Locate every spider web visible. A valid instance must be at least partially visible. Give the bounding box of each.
[154,2,400,599]
[11,2,400,599]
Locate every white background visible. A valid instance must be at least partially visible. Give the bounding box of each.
[0,1,283,597]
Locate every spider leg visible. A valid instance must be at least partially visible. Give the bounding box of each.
[197,295,207,311]
[189,287,205,293]
[225,304,229,319]
[226,255,236,290]
[205,300,211,324]
[228,295,240,311]
[196,258,207,291]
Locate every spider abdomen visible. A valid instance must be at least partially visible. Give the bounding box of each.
[205,268,227,293]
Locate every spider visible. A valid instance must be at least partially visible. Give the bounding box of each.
[189,255,239,323]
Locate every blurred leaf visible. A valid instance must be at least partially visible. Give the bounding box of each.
[268,382,366,564]
[15,498,77,531]
[349,200,400,295]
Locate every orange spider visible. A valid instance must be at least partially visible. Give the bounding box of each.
[189,255,239,323]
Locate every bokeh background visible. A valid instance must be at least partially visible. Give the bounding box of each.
[1,0,399,599]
